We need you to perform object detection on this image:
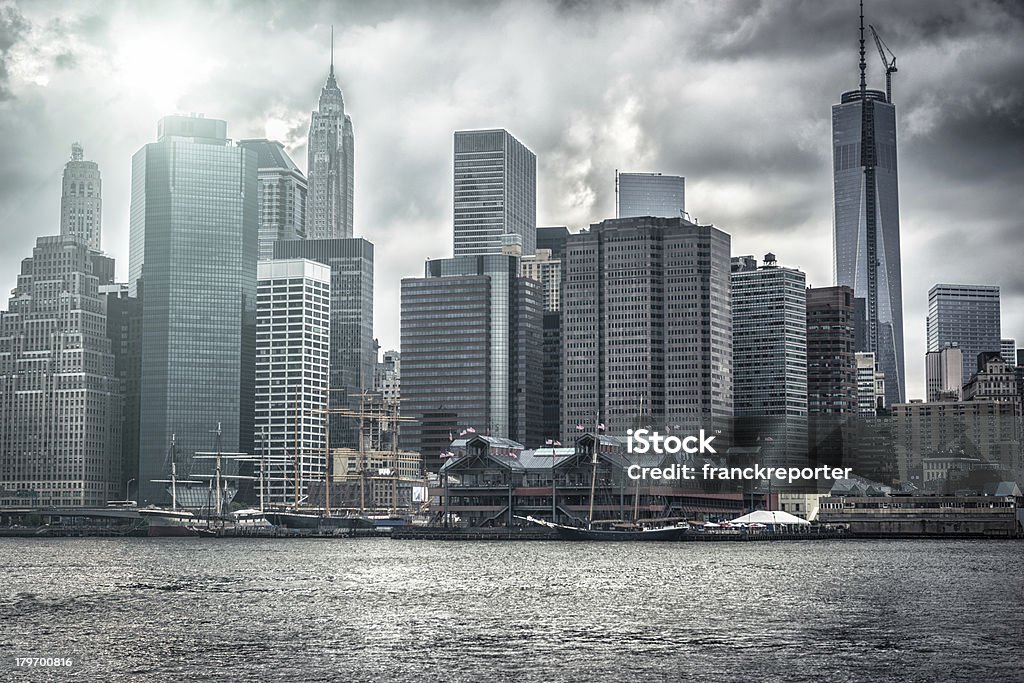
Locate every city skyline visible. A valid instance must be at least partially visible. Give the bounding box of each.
[1,1,1022,399]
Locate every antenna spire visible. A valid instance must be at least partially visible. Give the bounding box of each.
[330,24,335,78]
[858,0,867,94]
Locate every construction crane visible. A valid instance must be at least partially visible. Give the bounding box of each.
[869,24,897,103]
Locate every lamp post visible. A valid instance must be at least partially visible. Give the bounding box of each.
[126,478,135,504]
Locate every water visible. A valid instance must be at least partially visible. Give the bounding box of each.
[1,538,1022,682]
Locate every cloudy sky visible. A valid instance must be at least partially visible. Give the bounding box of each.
[1,0,1022,399]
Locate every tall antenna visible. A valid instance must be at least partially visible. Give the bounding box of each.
[330,25,335,77]
[858,0,867,94]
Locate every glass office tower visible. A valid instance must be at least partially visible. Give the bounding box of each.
[453,129,536,257]
[129,115,258,505]
[832,43,905,406]
[926,284,1001,384]
[616,172,685,219]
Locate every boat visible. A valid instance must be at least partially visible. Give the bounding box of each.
[522,515,689,541]
[263,511,374,530]
[139,508,217,537]
[522,413,692,541]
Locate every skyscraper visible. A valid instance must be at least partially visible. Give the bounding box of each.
[101,283,142,498]
[731,254,808,466]
[925,344,963,401]
[521,247,563,440]
[0,236,121,506]
[401,255,543,466]
[129,114,258,505]
[832,8,905,406]
[60,143,102,251]
[238,139,307,260]
[255,259,330,507]
[1001,339,1016,366]
[307,35,354,239]
[926,284,1001,386]
[561,216,732,443]
[616,172,685,219]
[453,129,536,257]
[273,238,374,448]
[806,286,857,469]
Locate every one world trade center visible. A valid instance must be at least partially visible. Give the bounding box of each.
[832,4,905,406]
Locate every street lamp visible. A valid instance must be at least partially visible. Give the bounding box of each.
[126,478,136,504]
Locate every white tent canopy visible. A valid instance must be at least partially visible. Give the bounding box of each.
[729,510,811,525]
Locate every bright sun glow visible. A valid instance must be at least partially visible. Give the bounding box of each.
[112,33,217,113]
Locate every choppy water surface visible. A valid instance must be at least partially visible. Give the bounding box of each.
[1,538,1022,682]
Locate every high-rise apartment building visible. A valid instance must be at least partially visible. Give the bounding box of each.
[273,238,374,448]
[254,259,330,507]
[855,352,885,416]
[925,344,963,402]
[0,236,121,506]
[238,139,307,260]
[401,255,543,468]
[1001,339,1016,366]
[374,350,401,407]
[731,254,808,466]
[616,172,685,219]
[520,249,562,313]
[128,114,258,505]
[832,11,905,406]
[60,143,102,251]
[453,129,536,257]
[926,284,1001,387]
[561,216,732,443]
[307,45,354,239]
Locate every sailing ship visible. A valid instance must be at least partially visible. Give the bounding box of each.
[525,413,691,541]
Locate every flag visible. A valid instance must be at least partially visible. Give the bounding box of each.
[545,439,553,445]
[576,424,584,431]
[764,436,774,442]
[459,429,468,436]
[598,423,606,431]
[440,451,455,459]
[466,426,477,433]
[553,441,562,446]
[449,431,453,441]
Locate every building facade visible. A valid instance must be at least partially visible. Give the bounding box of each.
[102,283,142,498]
[832,33,905,406]
[254,259,331,507]
[60,143,103,251]
[926,284,1001,390]
[806,286,857,469]
[893,399,1022,484]
[273,238,374,449]
[855,352,884,416]
[0,236,121,507]
[401,255,543,468]
[128,114,258,505]
[731,254,808,466]
[925,343,963,402]
[561,216,732,444]
[374,350,401,407]
[453,129,536,257]
[616,172,685,219]
[238,139,307,260]
[307,52,354,239]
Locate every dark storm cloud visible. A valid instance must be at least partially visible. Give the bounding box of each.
[0,0,1021,398]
